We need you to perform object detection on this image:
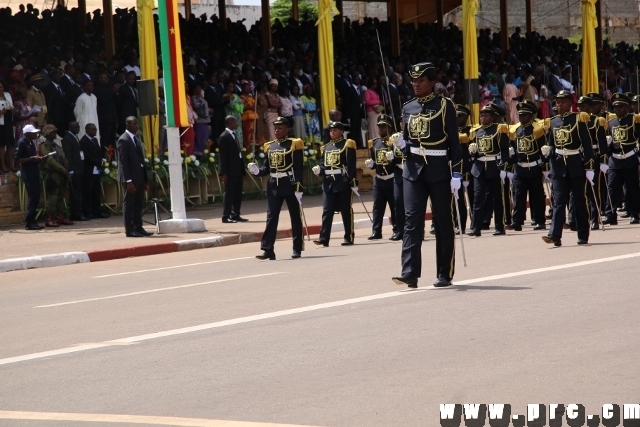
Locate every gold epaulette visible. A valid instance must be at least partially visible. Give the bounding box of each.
[470,124,482,132]
[508,124,521,140]
[543,118,551,130]
[498,123,509,134]
[262,142,270,153]
[345,139,357,149]
[578,112,590,123]
[459,133,469,144]
[319,144,326,154]
[533,125,546,140]
[367,139,374,149]
[635,114,640,124]
[290,138,304,150]
[607,113,617,122]
[598,116,607,127]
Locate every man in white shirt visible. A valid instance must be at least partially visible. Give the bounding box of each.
[74,80,100,141]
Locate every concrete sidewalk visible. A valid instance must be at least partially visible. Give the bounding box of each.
[1,192,429,273]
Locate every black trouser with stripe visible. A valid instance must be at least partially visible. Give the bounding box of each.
[512,174,545,226]
[372,179,397,236]
[473,174,505,232]
[604,166,639,220]
[549,175,589,241]
[261,192,303,253]
[319,189,354,244]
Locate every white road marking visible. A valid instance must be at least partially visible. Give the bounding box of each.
[35,272,285,308]
[4,251,640,367]
[92,256,254,278]
[0,411,322,426]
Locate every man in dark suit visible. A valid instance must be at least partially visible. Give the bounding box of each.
[117,116,151,237]
[117,72,139,134]
[218,116,247,223]
[94,72,118,147]
[344,80,364,148]
[61,121,87,221]
[43,69,73,137]
[80,123,110,220]
[205,74,226,143]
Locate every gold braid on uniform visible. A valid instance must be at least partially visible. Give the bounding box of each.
[597,116,607,127]
[635,114,640,124]
[532,125,546,139]
[607,112,617,122]
[578,112,590,123]
[417,93,436,104]
[367,139,374,149]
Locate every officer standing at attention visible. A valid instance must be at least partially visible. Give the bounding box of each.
[467,103,510,236]
[365,114,398,240]
[507,100,547,231]
[456,104,475,233]
[312,121,358,246]
[540,90,594,246]
[390,62,463,288]
[387,127,407,241]
[587,92,610,216]
[248,117,305,260]
[602,93,640,225]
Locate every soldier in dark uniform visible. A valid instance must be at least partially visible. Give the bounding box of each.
[602,92,640,225]
[541,90,595,246]
[587,92,609,215]
[364,114,398,240]
[467,103,510,236]
[456,104,475,233]
[390,62,463,288]
[507,100,547,231]
[312,121,358,246]
[387,129,406,241]
[248,117,305,260]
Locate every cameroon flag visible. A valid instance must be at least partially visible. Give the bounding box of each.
[157,0,189,127]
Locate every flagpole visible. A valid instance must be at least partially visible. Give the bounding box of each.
[166,127,186,220]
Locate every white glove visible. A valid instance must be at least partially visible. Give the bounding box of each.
[507,172,514,181]
[541,145,551,157]
[385,151,394,161]
[509,147,515,156]
[391,132,406,149]
[468,142,478,155]
[606,135,612,146]
[542,170,550,181]
[462,180,470,188]
[364,159,375,168]
[586,170,595,184]
[295,191,303,203]
[600,163,609,174]
[450,177,461,195]
[351,187,360,197]
[248,163,259,175]
[499,170,507,182]
[312,165,321,175]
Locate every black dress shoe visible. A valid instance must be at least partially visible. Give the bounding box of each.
[505,223,522,231]
[256,250,276,260]
[313,239,328,247]
[97,212,111,219]
[533,224,547,231]
[231,216,249,222]
[429,225,436,235]
[630,217,640,224]
[367,233,383,240]
[136,228,154,236]
[545,212,553,219]
[433,275,453,288]
[291,251,301,259]
[620,212,630,218]
[222,217,237,223]
[563,222,576,231]
[341,239,354,246]
[392,274,418,288]
[577,239,589,245]
[493,229,506,236]
[388,232,402,241]
[591,222,600,230]
[25,223,44,230]
[542,235,562,246]
[467,229,481,237]
[602,217,617,225]
[126,231,145,237]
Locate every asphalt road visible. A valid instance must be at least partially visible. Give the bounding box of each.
[1,223,640,427]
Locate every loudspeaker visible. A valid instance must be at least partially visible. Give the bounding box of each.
[137,79,158,116]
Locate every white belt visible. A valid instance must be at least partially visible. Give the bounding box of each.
[477,155,497,162]
[396,163,404,170]
[376,174,394,180]
[555,148,581,156]
[324,169,343,175]
[409,146,448,156]
[518,159,542,168]
[612,150,637,160]
[270,171,293,178]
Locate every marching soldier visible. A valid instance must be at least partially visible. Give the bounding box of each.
[248,117,305,260]
[39,124,74,227]
[467,103,510,236]
[312,121,358,246]
[602,93,640,225]
[588,92,609,214]
[390,62,463,288]
[387,127,407,241]
[456,104,475,234]
[507,100,547,231]
[541,90,594,246]
[364,114,398,240]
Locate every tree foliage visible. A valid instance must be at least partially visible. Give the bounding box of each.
[270,0,318,24]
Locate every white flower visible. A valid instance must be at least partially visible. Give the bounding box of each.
[194,160,200,166]
[247,153,254,159]
[189,155,196,161]
[309,149,315,155]
[16,171,21,178]
[154,157,161,163]
[112,161,118,167]
[102,158,107,163]
[163,160,169,165]
[259,152,265,158]
[104,168,110,174]
[304,150,309,156]
[209,153,215,157]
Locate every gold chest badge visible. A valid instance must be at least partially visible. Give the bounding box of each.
[517,135,534,153]
[269,149,287,169]
[553,125,571,147]
[324,149,342,168]
[408,112,434,140]
[375,148,391,166]
[612,126,628,144]
[477,136,493,153]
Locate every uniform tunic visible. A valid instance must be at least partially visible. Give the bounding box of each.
[457,125,475,231]
[389,133,407,238]
[366,136,397,236]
